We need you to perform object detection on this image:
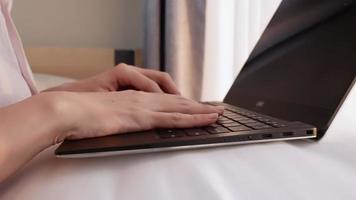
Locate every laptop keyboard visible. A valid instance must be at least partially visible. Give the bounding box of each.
[157,106,287,139]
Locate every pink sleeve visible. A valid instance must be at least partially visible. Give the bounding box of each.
[0,0,37,107]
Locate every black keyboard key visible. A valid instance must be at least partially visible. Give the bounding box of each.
[185,129,209,136]
[254,116,264,120]
[223,111,235,115]
[258,118,272,123]
[244,122,265,127]
[223,111,238,115]
[222,122,243,127]
[217,120,234,125]
[218,117,233,121]
[228,126,251,132]
[226,108,242,113]
[229,116,248,121]
[238,119,257,124]
[223,114,238,118]
[206,123,221,128]
[158,129,185,139]
[205,127,230,134]
[218,120,236,125]
[226,113,244,117]
[253,124,272,130]
[219,120,238,125]
[237,111,248,115]
[217,117,231,121]
[244,113,256,117]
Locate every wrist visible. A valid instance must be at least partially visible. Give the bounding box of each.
[29,92,75,147]
[0,92,73,182]
[0,92,67,176]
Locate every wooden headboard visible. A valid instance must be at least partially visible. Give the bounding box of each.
[25,47,142,79]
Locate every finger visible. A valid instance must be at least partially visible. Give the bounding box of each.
[116,65,164,93]
[166,101,224,114]
[151,112,219,129]
[130,66,181,95]
[150,94,225,114]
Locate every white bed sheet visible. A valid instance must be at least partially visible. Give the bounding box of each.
[0,77,355,200]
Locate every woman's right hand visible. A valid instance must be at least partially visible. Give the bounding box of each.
[39,90,224,144]
[0,90,223,182]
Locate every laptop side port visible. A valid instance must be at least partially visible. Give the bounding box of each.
[261,133,273,139]
[306,130,314,135]
[282,132,294,137]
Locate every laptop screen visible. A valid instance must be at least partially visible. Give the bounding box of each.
[224,0,356,138]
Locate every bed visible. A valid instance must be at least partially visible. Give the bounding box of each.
[0,74,355,200]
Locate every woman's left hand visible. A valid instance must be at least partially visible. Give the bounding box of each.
[44,63,181,94]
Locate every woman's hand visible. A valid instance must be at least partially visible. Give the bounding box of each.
[0,84,223,183]
[45,63,181,94]
[44,90,224,142]
[0,64,224,182]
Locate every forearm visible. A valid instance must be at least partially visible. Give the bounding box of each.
[0,93,62,183]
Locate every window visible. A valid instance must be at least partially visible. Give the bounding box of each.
[202,0,281,101]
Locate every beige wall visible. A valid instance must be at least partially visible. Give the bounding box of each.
[12,0,143,49]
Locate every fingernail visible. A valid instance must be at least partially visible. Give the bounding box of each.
[208,113,219,120]
[216,106,225,113]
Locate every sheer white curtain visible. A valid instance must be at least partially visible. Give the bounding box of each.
[201,0,281,101]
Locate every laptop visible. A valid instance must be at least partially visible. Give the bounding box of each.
[55,0,356,158]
